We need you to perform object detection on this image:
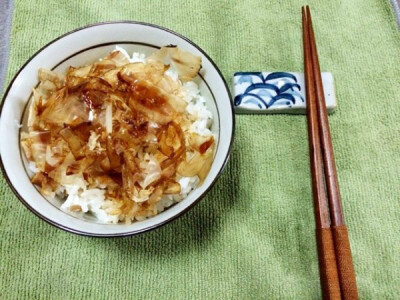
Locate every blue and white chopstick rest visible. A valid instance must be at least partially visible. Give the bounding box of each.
[233,71,336,114]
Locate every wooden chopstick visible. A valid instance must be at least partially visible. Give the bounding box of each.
[302,7,342,300]
[306,6,358,299]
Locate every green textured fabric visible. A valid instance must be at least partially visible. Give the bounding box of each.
[1,0,399,299]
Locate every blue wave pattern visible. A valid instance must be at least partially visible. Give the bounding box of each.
[234,72,305,109]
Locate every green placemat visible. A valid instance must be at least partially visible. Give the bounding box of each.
[1,1,400,299]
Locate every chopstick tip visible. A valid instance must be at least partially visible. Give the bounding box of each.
[306,6,311,16]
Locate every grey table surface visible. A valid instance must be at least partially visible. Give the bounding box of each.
[0,0,13,93]
[0,0,399,93]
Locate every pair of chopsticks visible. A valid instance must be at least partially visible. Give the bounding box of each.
[302,6,358,300]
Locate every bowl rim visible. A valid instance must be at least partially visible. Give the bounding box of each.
[0,21,235,237]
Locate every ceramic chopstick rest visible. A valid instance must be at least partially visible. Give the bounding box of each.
[233,72,336,114]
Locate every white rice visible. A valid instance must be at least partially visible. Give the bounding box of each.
[59,48,214,223]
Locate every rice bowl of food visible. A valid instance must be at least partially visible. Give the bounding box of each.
[0,22,234,236]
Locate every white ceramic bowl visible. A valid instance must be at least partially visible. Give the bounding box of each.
[0,22,234,237]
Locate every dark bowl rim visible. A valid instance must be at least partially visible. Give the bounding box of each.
[0,20,235,238]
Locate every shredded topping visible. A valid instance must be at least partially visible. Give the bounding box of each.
[21,47,214,223]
